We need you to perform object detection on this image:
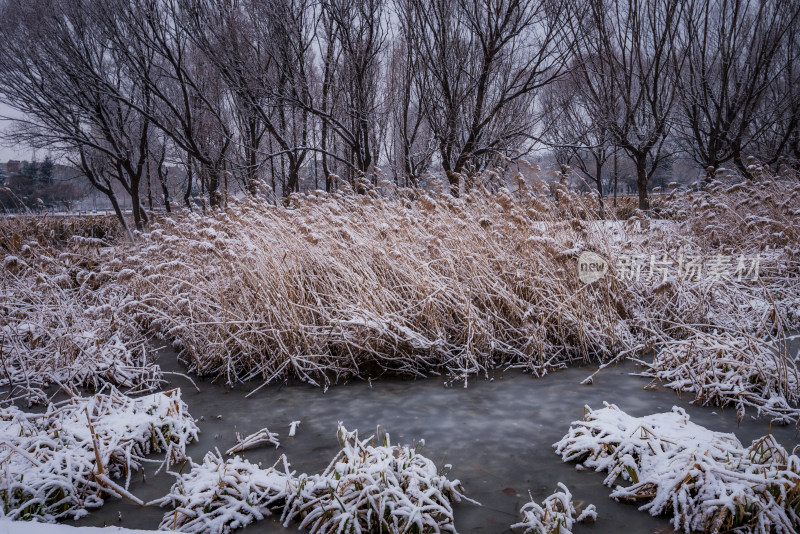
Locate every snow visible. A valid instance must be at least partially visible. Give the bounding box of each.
[156,423,472,533]
[511,482,596,534]
[155,452,294,533]
[638,333,800,423]
[225,427,280,455]
[555,403,800,533]
[0,519,156,533]
[0,388,198,522]
[288,421,300,437]
[289,424,473,533]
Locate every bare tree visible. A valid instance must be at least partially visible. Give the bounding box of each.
[572,0,687,210]
[385,2,435,187]
[539,60,615,218]
[0,0,160,233]
[406,0,575,195]
[677,0,800,178]
[91,0,233,208]
[748,7,800,172]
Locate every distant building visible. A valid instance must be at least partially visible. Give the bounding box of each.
[7,160,20,174]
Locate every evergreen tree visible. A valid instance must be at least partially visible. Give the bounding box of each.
[39,156,54,186]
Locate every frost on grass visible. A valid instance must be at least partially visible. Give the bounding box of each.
[116,184,639,387]
[555,403,800,533]
[158,423,472,534]
[3,176,798,394]
[156,452,295,533]
[511,482,596,534]
[639,332,800,424]
[95,175,797,391]
[0,388,198,522]
[0,236,163,406]
[225,427,280,455]
[288,424,472,533]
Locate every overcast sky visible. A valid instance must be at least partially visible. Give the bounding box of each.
[0,102,34,162]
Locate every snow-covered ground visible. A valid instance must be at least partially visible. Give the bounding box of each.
[0,520,155,533]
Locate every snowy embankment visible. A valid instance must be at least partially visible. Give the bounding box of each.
[0,520,156,533]
[556,403,800,533]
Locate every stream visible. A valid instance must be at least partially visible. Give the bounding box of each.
[70,348,800,533]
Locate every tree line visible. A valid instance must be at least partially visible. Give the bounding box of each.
[0,0,797,232]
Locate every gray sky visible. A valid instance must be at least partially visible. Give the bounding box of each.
[0,102,33,162]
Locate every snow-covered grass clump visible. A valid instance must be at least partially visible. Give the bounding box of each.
[157,452,294,533]
[640,332,800,424]
[111,180,642,387]
[555,403,800,533]
[0,388,197,522]
[288,425,471,533]
[511,482,596,534]
[158,423,471,533]
[102,175,797,392]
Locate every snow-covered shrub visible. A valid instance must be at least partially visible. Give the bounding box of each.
[555,403,800,533]
[287,424,471,533]
[640,332,800,423]
[0,388,198,522]
[511,483,596,534]
[157,452,295,533]
[0,230,162,405]
[158,423,472,534]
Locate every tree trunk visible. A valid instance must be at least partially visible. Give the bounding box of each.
[146,163,153,211]
[613,147,618,211]
[208,165,220,208]
[108,191,134,242]
[636,154,650,211]
[595,156,605,219]
[184,155,194,211]
[159,173,171,213]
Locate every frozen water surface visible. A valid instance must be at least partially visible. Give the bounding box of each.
[68,348,799,533]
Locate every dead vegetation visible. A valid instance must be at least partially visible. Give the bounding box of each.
[511,482,596,534]
[0,387,197,522]
[555,403,800,533]
[157,423,469,534]
[0,226,162,405]
[639,332,800,424]
[1,172,798,419]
